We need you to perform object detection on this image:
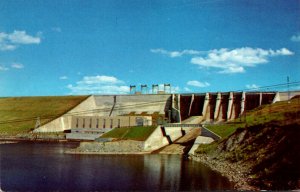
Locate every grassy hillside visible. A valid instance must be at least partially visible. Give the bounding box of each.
[195,97,300,190]
[206,96,300,138]
[0,96,89,135]
[100,126,157,141]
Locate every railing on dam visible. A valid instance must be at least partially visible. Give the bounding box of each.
[163,123,202,128]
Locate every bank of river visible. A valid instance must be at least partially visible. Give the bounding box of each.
[189,153,258,190]
[0,141,233,191]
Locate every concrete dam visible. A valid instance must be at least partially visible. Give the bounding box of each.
[176,92,277,122]
[33,91,300,133]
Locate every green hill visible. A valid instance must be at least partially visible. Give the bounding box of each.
[195,97,300,190]
[205,96,300,138]
[0,96,89,135]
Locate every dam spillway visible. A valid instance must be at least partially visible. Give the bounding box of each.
[176,92,279,122]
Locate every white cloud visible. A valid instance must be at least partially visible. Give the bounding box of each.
[59,76,68,80]
[0,30,41,51]
[11,63,24,69]
[291,34,300,42]
[191,47,294,74]
[0,65,9,71]
[0,43,17,51]
[151,47,293,74]
[8,31,40,44]
[67,75,130,95]
[218,66,245,74]
[246,84,259,90]
[150,48,205,58]
[187,80,210,88]
[78,75,122,85]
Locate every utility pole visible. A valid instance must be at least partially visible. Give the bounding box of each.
[287,76,290,101]
[35,117,41,129]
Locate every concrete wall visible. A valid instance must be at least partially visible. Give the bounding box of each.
[171,94,181,123]
[188,136,214,155]
[143,126,169,151]
[34,94,171,133]
[165,127,183,142]
[273,91,300,102]
[93,94,172,116]
[68,95,98,116]
[71,116,152,129]
[34,96,97,132]
[33,116,72,133]
[143,125,184,152]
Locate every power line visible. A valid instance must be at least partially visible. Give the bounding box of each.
[235,81,300,92]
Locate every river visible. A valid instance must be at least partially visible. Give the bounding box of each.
[0,142,233,191]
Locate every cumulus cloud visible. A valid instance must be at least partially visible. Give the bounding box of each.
[0,65,9,71]
[67,75,130,95]
[8,31,41,44]
[218,66,245,74]
[291,34,300,42]
[150,48,205,58]
[11,63,24,69]
[151,47,293,74]
[0,30,41,51]
[187,80,210,88]
[191,47,294,74]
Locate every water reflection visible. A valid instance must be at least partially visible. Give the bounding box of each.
[0,142,233,191]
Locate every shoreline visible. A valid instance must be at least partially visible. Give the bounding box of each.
[65,150,152,155]
[0,137,71,143]
[189,153,259,191]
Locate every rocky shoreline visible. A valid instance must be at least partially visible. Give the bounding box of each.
[65,150,151,155]
[189,153,259,191]
[67,139,149,154]
[0,132,67,142]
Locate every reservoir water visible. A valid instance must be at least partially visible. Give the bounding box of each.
[0,142,233,191]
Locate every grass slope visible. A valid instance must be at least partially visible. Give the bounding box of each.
[100,126,157,141]
[195,97,300,190]
[206,97,300,138]
[0,96,89,135]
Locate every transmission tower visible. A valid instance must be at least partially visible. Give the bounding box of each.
[35,117,41,129]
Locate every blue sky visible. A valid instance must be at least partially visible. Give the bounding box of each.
[0,0,299,96]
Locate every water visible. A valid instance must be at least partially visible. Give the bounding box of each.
[0,142,233,191]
